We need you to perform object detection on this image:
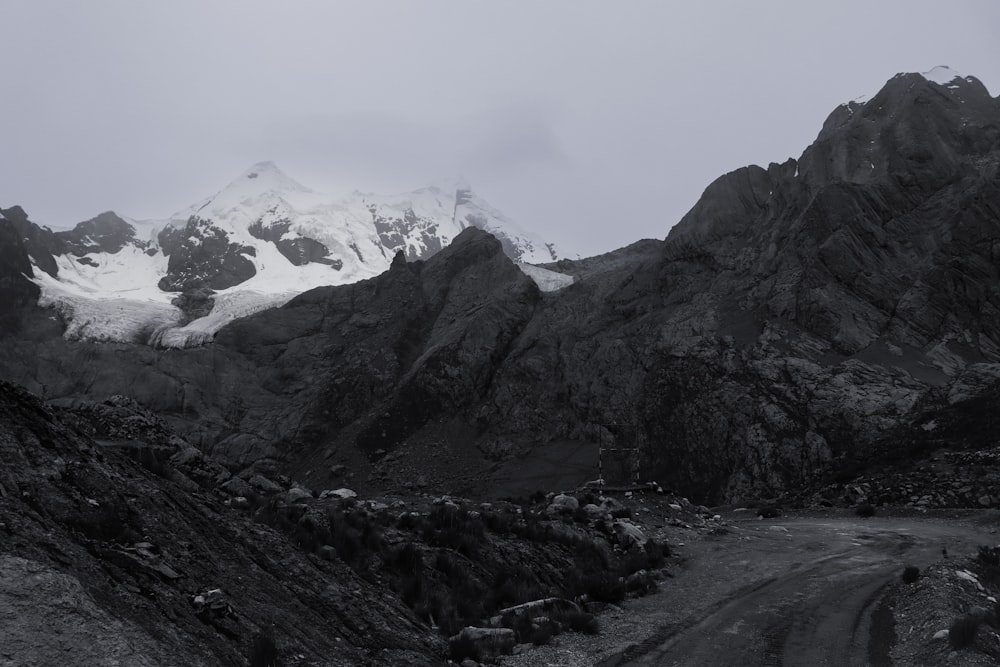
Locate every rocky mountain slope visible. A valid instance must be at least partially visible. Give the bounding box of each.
[4,163,562,348]
[1,67,999,507]
[0,380,445,666]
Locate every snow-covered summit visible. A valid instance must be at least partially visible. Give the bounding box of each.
[921,65,964,86]
[26,162,564,347]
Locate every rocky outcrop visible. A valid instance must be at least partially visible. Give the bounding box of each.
[158,217,257,291]
[0,213,40,330]
[369,204,445,261]
[57,210,145,256]
[248,218,341,268]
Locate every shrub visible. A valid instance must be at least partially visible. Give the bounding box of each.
[530,624,554,646]
[855,503,876,518]
[901,566,920,584]
[949,614,981,649]
[977,545,1000,568]
[624,570,657,595]
[610,507,632,519]
[566,571,625,603]
[563,610,599,635]
[756,505,781,519]
[248,632,282,667]
[501,610,536,643]
[387,542,423,575]
[448,635,482,662]
[650,538,669,562]
[482,510,514,534]
[424,505,484,558]
[486,565,543,610]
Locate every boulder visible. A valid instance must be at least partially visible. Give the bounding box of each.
[449,627,515,656]
[219,477,252,497]
[286,487,312,504]
[546,494,579,515]
[612,520,647,547]
[248,475,283,495]
[324,488,357,500]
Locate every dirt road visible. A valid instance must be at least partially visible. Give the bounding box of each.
[600,512,992,666]
[501,509,997,666]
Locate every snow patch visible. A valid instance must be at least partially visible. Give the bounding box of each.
[921,65,963,86]
[517,263,574,292]
[150,290,294,348]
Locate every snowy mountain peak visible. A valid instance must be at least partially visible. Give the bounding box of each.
[171,161,315,231]
[28,163,564,348]
[920,65,965,86]
[236,161,310,192]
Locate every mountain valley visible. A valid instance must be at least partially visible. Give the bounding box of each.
[2,66,1000,665]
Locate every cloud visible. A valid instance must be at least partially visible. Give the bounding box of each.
[244,105,568,192]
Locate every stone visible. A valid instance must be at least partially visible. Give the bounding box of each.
[546,493,579,515]
[612,520,647,548]
[170,446,203,466]
[286,487,312,504]
[230,496,250,509]
[219,476,252,497]
[248,475,283,495]
[449,627,515,656]
[327,488,357,500]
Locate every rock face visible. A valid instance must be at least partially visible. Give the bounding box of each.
[0,71,999,504]
[0,380,442,665]
[157,217,257,291]
[0,211,40,331]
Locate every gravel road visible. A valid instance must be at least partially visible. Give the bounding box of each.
[502,509,997,666]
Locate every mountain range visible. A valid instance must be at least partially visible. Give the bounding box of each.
[2,165,563,347]
[1,66,999,507]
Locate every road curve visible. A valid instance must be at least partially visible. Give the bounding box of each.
[599,514,990,667]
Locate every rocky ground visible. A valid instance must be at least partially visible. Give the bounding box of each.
[5,379,1000,666]
[890,549,1000,666]
[0,380,741,666]
[496,510,1000,667]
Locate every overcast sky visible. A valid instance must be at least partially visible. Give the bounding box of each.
[2,1,999,257]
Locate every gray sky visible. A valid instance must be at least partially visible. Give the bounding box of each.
[2,1,999,257]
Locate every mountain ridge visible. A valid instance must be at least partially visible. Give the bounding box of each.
[6,165,566,347]
[1,69,998,505]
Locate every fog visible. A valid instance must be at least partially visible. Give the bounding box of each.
[2,1,998,256]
